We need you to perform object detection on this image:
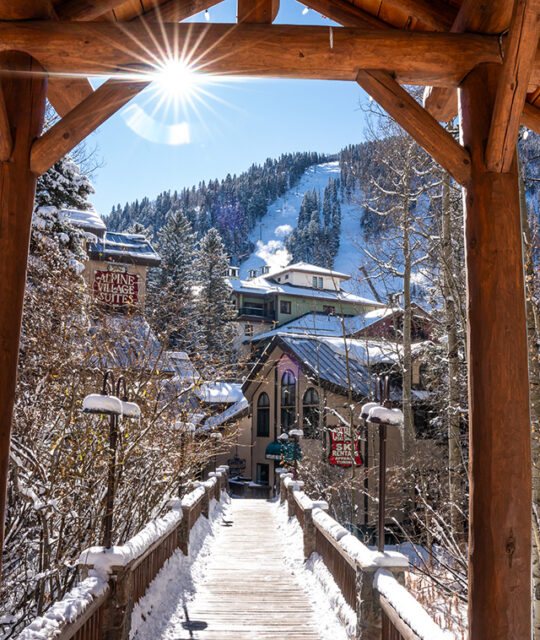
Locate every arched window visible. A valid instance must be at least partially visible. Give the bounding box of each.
[257,392,270,437]
[280,370,296,431]
[303,388,320,439]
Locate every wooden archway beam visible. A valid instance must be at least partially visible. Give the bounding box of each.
[56,0,129,21]
[485,0,540,172]
[356,70,471,185]
[0,23,502,86]
[238,0,279,24]
[378,0,455,31]
[299,0,392,29]
[0,86,12,161]
[31,78,148,174]
[423,0,516,122]
[523,100,540,132]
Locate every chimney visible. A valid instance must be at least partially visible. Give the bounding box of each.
[227,265,240,278]
[248,269,258,280]
[260,265,270,276]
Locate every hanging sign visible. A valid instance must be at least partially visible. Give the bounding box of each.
[93,268,140,307]
[227,455,246,476]
[328,426,362,467]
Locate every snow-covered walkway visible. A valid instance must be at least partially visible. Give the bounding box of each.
[131,498,349,640]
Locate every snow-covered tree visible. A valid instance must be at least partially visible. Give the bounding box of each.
[193,228,235,365]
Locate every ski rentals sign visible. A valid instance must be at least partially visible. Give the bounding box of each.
[328,425,362,467]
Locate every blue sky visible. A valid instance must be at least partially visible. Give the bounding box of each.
[87,0,370,216]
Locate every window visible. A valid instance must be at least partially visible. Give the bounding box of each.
[257,392,270,437]
[256,463,270,485]
[281,369,296,430]
[280,300,291,314]
[312,276,318,288]
[303,388,320,439]
[319,277,323,288]
[323,305,335,315]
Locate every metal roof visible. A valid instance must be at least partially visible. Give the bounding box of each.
[87,231,161,267]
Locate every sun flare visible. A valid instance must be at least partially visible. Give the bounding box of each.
[155,58,199,101]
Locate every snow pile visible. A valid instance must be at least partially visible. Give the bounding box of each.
[274,501,352,638]
[121,401,141,419]
[312,508,349,542]
[180,485,206,508]
[18,572,108,640]
[130,494,230,639]
[374,569,456,640]
[294,491,314,510]
[193,381,245,404]
[82,393,123,415]
[360,402,379,420]
[79,507,183,572]
[367,406,404,426]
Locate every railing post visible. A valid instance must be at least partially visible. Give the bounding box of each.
[104,565,134,640]
[355,567,405,640]
[279,472,293,504]
[202,484,211,518]
[287,481,304,518]
[302,500,328,560]
[178,505,190,555]
[209,472,221,501]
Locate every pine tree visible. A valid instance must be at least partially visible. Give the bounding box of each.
[193,228,235,366]
[35,156,94,210]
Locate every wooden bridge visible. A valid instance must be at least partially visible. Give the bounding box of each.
[20,468,451,640]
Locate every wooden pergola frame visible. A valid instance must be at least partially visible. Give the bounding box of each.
[0,0,537,638]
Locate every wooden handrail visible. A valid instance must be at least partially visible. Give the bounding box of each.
[312,517,357,570]
[380,595,422,640]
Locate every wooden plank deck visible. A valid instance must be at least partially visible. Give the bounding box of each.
[181,499,325,639]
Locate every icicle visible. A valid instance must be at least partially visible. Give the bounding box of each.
[302,6,308,14]
[205,9,210,20]
[329,26,334,49]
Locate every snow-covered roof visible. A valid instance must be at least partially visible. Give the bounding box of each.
[164,351,200,382]
[269,262,351,281]
[60,208,107,237]
[228,276,380,306]
[87,231,161,267]
[203,397,249,429]
[320,336,424,366]
[249,308,397,343]
[194,382,245,404]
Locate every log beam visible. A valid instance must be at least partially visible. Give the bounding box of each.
[47,77,94,116]
[0,86,12,160]
[356,70,471,184]
[299,0,391,29]
[238,0,279,23]
[0,22,502,87]
[459,62,531,640]
[141,0,224,22]
[522,100,540,133]
[55,0,128,21]
[379,0,455,31]
[424,0,515,122]
[0,51,47,581]
[485,0,540,172]
[31,77,149,174]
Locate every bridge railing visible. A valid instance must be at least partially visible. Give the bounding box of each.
[278,470,454,640]
[19,467,230,640]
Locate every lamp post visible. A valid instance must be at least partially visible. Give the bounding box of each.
[289,428,303,478]
[82,371,140,548]
[364,378,403,552]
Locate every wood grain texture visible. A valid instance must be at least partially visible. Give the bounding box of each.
[423,0,516,122]
[31,77,148,174]
[237,0,279,23]
[0,22,502,86]
[56,0,130,20]
[522,100,540,133]
[485,0,540,172]
[300,0,391,29]
[181,499,324,639]
[0,52,47,581]
[459,63,531,640]
[139,0,224,22]
[378,0,455,31]
[0,87,12,161]
[356,69,471,185]
[47,76,94,116]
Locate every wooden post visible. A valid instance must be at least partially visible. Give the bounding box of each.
[459,63,531,640]
[0,51,46,580]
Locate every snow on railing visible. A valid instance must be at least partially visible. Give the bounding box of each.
[19,467,230,640]
[375,569,456,640]
[18,573,109,640]
[277,468,452,640]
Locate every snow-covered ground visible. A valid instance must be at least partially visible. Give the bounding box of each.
[240,162,375,299]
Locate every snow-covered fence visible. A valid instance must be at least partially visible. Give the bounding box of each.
[278,470,452,640]
[19,467,229,640]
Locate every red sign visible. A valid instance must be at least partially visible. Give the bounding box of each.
[329,426,362,467]
[93,270,140,307]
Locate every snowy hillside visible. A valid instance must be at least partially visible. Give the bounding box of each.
[239,161,378,300]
